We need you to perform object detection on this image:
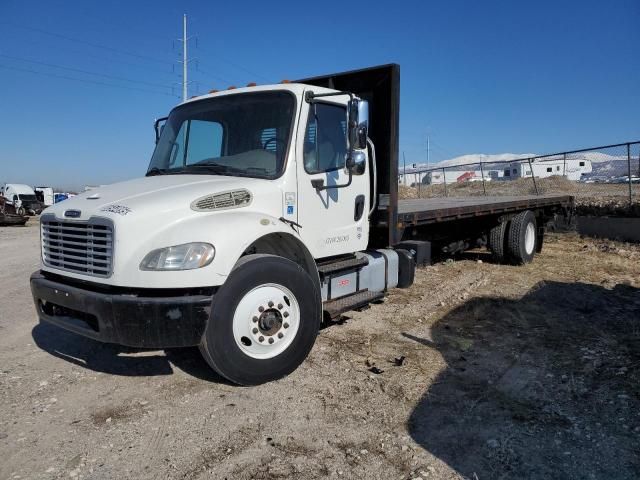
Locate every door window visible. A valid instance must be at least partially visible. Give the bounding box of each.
[303,103,347,174]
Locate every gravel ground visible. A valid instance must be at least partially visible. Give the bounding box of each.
[1,222,639,480]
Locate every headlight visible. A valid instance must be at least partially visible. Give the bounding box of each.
[140,242,215,271]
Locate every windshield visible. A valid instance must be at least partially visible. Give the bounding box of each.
[148,91,295,179]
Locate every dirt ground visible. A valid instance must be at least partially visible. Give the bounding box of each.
[1,221,639,480]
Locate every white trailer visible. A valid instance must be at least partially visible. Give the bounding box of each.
[503,159,592,181]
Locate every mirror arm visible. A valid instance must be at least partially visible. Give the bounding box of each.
[311,170,353,192]
[154,116,168,144]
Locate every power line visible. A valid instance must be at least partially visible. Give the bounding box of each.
[2,20,267,91]
[0,54,174,90]
[207,54,270,83]
[48,44,179,78]
[0,63,179,97]
[1,21,175,66]
[193,65,236,88]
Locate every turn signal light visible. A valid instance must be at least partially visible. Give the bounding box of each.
[227,85,237,90]
[280,79,291,84]
[246,82,257,87]
[209,89,219,93]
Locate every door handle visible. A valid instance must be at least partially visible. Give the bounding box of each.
[354,195,365,221]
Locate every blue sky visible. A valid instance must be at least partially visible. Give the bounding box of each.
[0,0,638,190]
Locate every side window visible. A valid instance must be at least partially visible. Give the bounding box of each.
[304,103,347,174]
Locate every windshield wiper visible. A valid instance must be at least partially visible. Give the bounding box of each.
[146,167,167,176]
[183,163,255,176]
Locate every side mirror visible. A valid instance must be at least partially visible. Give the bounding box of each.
[348,98,369,151]
[346,150,367,175]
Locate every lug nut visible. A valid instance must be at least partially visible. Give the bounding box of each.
[252,316,259,323]
[252,328,259,334]
[278,332,284,339]
[283,323,289,329]
[277,303,283,309]
[268,338,274,344]
[258,306,264,312]
[283,311,289,318]
[258,336,264,342]
[268,301,274,307]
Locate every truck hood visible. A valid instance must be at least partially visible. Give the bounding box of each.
[46,175,276,221]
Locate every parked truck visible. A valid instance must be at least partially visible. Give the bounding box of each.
[30,64,573,385]
[1,183,43,215]
[35,187,55,207]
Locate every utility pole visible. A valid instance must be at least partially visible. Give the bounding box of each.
[182,14,187,101]
[426,134,431,169]
[177,14,194,102]
[403,151,407,185]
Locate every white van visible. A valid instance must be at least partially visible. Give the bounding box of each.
[1,184,43,215]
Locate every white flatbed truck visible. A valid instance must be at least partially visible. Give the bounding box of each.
[30,64,573,384]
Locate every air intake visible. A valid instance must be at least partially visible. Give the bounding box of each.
[191,189,252,212]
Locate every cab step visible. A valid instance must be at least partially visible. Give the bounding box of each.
[317,255,368,277]
[323,290,385,319]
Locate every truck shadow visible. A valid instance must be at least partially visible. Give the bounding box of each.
[406,280,640,479]
[31,322,227,383]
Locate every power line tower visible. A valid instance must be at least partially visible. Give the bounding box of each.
[177,14,195,101]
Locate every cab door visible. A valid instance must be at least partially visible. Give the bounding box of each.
[295,95,369,259]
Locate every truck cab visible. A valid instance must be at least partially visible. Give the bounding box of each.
[30,66,409,385]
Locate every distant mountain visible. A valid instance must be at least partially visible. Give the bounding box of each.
[403,153,534,173]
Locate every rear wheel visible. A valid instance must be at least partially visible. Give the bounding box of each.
[200,254,321,385]
[488,220,507,263]
[507,210,537,265]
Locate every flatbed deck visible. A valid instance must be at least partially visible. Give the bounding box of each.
[397,195,574,226]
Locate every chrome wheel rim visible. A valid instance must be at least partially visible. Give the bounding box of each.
[525,222,536,255]
[232,283,300,359]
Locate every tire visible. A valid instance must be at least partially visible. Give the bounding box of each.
[200,254,321,385]
[17,207,25,216]
[488,220,508,263]
[507,210,537,265]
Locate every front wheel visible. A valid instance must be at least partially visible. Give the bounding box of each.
[200,254,321,385]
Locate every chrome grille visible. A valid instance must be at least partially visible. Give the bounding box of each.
[41,217,114,277]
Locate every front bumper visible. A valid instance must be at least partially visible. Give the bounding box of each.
[30,272,211,348]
